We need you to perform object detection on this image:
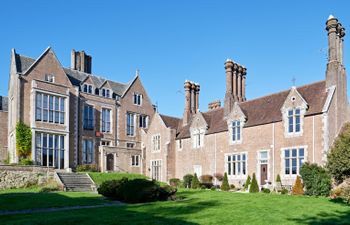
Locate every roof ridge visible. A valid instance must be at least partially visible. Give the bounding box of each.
[240,80,326,105]
[160,114,180,120]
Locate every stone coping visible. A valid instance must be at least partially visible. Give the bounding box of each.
[0,165,55,173]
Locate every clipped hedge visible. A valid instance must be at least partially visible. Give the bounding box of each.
[183,174,194,188]
[76,164,99,172]
[98,178,177,204]
[300,163,331,196]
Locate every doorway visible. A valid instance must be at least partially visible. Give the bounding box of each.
[260,164,268,185]
[106,154,114,171]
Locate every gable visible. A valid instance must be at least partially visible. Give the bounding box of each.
[227,102,246,121]
[190,113,208,130]
[281,87,308,112]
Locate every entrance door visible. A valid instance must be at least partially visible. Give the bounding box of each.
[260,164,268,185]
[106,154,114,171]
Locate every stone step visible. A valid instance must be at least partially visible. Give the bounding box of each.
[57,173,96,192]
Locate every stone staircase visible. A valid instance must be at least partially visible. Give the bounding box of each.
[56,173,96,192]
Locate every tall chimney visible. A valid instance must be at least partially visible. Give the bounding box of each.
[191,82,196,114]
[224,59,234,115]
[71,49,92,74]
[195,84,200,113]
[183,80,192,126]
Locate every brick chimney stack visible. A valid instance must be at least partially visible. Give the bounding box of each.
[183,80,200,126]
[224,59,247,115]
[71,49,92,74]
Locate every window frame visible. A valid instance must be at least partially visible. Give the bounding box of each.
[133,93,143,106]
[35,92,65,125]
[225,152,248,178]
[139,114,148,128]
[101,108,112,133]
[282,147,306,177]
[131,155,140,167]
[82,139,94,164]
[35,132,65,169]
[83,104,94,130]
[152,134,161,152]
[126,112,136,136]
[150,160,162,181]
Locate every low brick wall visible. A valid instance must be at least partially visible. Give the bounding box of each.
[0,165,55,190]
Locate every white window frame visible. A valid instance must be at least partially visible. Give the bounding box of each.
[192,128,205,149]
[225,152,248,179]
[101,140,111,146]
[131,155,140,167]
[133,93,143,106]
[82,84,93,94]
[126,112,136,136]
[228,119,243,145]
[36,92,65,125]
[281,146,307,179]
[35,132,65,169]
[101,108,112,133]
[45,74,55,83]
[139,114,148,128]
[150,160,162,181]
[152,134,161,152]
[101,88,111,98]
[83,104,94,130]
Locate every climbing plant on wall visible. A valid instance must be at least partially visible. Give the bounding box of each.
[16,122,32,159]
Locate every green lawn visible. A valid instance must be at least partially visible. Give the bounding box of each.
[1,189,350,224]
[88,172,149,185]
[0,188,109,211]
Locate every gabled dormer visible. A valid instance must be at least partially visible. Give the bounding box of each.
[80,76,94,94]
[100,80,113,98]
[190,113,208,149]
[281,86,308,138]
[227,102,246,145]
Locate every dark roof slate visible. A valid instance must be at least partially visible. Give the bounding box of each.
[160,114,181,130]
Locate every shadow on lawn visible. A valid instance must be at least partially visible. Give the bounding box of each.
[290,211,350,225]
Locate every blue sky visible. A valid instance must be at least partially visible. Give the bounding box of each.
[0,0,349,117]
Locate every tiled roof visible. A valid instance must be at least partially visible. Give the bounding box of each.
[176,80,328,139]
[0,96,8,111]
[15,54,129,96]
[160,114,181,130]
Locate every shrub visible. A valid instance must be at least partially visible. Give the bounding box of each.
[230,184,235,190]
[200,183,213,189]
[191,173,200,189]
[281,188,289,195]
[331,178,350,204]
[210,186,217,191]
[326,123,350,184]
[169,178,181,187]
[276,174,282,183]
[200,175,213,184]
[214,173,224,182]
[16,122,32,159]
[183,174,194,188]
[221,172,230,191]
[98,178,176,203]
[300,163,332,196]
[249,173,259,193]
[76,164,99,172]
[292,176,304,195]
[19,158,33,165]
[39,178,60,193]
[244,175,251,190]
[261,188,271,194]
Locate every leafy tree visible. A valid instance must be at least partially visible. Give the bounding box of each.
[183,174,194,188]
[191,173,200,189]
[300,163,331,196]
[221,172,230,191]
[16,122,32,159]
[244,175,251,190]
[249,173,259,193]
[327,123,350,184]
[292,176,304,196]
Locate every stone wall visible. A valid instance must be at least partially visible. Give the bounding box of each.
[0,165,55,190]
[0,111,8,162]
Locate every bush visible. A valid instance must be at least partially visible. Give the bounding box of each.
[221,172,230,191]
[183,174,194,188]
[281,188,289,195]
[76,164,99,172]
[214,173,224,182]
[276,174,282,183]
[249,173,259,193]
[230,184,235,190]
[331,178,350,204]
[292,176,304,195]
[98,178,177,203]
[19,158,33,165]
[191,173,200,189]
[261,188,271,194]
[16,122,32,159]
[200,175,213,183]
[300,163,332,196]
[244,175,251,190]
[210,186,217,191]
[169,178,181,187]
[326,123,350,184]
[200,183,213,189]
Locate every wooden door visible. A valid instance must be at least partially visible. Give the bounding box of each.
[106,154,114,171]
[260,164,268,185]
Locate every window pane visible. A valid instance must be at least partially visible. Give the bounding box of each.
[242,162,246,175]
[292,149,297,157]
[285,159,290,174]
[288,110,293,116]
[285,149,290,158]
[292,158,297,174]
[228,162,231,175]
[295,109,300,115]
[299,148,304,157]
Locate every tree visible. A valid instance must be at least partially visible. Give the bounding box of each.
[327,123,350,184]
[191,173,200,189]
[244,175,251,190]
[16,122,32,159]
[292,176,304,196]
[300,163,331,196]
[183,174,194,188]
[221,172,230,191]
[249,173,259,193]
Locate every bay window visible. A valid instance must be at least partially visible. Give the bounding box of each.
[35,132,65,169]
[36,93,65,124]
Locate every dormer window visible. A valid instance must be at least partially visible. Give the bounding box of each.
[192,129,205,149]
[133,93,142,105]
[83,84,93,94]
[101,88,111,98]
[288,108,301,133]
[45,74,55,83]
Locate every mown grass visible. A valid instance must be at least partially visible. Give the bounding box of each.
[1,189,350,224]
[88,172,149,185]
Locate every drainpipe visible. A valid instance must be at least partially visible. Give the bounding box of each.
[214,133,217,186]
[312,116,315,163]
[272,123,275,187]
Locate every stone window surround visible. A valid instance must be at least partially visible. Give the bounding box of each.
[131,155,141,167]
[83,103,95,130]
[280,145,308,180]
[227,119,245,145]
[82,83,94,94]
[126,112,136,137]
[224,151,248,180]
[133,92,143,106]
[191,128,205,149]
[152,134,161,152]
[82,138,95,164]
[150,159,162,181]
[101,88,112,98]
[101,107,113,133]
